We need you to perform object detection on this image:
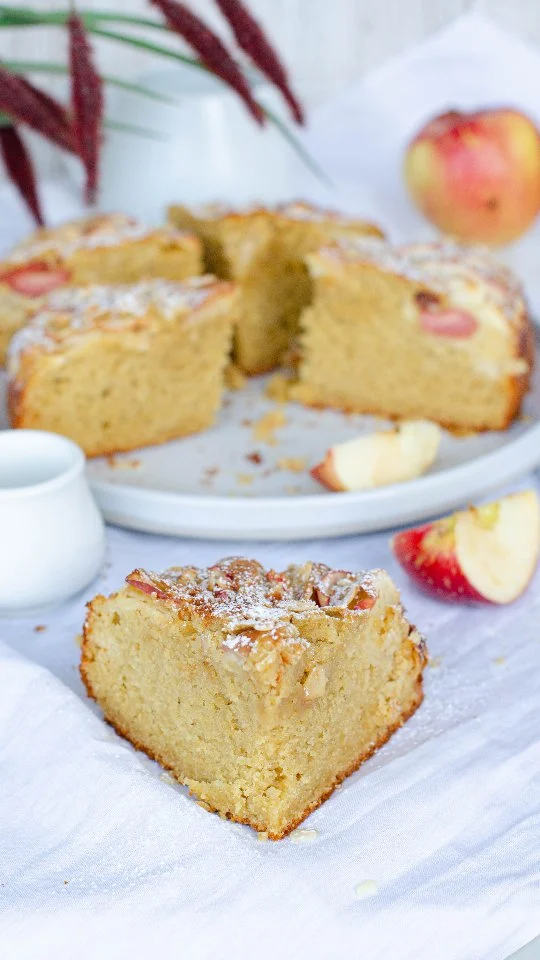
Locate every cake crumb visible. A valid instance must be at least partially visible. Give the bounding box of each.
[428,656,442,669]
[257,831,269,842]
[493,656,506,666]
[63,880,69,886]
[252,409,287,446]
[236,473,254,486]
[246,451,263,465]
[277,456,307,473]
[264,373,292,404]
[355,879,378,899]
[74,633,83,649]
[106,454,141,470]
[225,363,247,390]
[290,828,318,844]
[159,771,175,784]
[33,624,47,633]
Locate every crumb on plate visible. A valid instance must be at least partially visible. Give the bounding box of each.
[277,456,307,473]
[264,373,292,404]
[252,409,287,445]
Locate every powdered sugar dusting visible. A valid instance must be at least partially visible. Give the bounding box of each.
[311,237,525,325]
[7,277,232,372]
[126,558,382,653]
[8,212,196,264]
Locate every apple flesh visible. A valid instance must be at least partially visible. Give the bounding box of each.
[0,262,70,297]
[404,108,540,245]
[311,420,441,492]
[392,490,540,604]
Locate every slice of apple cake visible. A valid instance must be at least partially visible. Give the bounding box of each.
[81,557,427,839]
[8,277,238,457]
[0,213,202,364]
[168,201,383,375]
[293,237,534,431]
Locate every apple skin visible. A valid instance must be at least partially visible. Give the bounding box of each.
[312,421,441,493]
[404,108,540,245]
[392,518,485,603]
[392,491,540,604]
[0,262,70,297]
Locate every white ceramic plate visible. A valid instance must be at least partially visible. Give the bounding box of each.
[3,366,540,541]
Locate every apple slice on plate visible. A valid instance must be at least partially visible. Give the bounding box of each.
[392,490,540,604]
[311,420,441,492]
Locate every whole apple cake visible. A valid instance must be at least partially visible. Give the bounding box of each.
[8,277,238,457]
[81,557,427,839]
[0,213,202,364]
[293,237,533,431]
[168,201,383,375]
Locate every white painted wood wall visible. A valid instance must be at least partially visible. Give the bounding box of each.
[1,0,540,175]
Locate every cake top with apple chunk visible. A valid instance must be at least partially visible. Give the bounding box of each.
[7,277,235,371]
[7,212,198,264]
[125,557,394,654]
[309,237,526,325]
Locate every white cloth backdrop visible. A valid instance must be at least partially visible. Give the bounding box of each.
[1,14,540,960]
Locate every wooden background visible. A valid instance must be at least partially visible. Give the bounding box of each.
[2,0,540,175]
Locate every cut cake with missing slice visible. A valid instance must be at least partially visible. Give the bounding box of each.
[81,557,427,839]
[168,201,384,375]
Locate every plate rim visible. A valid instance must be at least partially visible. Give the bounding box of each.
[89,414,540,539]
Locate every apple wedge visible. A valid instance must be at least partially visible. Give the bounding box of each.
[311,420,441,492]
[392,490,540,604]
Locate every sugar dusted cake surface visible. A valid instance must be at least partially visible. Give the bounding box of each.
[297,236,533,431]
[7,277,229,373]
[81,556,427,838]
[8,278,237,457]
[312,237,525,327]
[8,212,198,263]
[126,557,386,656]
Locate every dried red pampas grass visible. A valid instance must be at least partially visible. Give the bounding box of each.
[215,0,303,124]
[0,125,44,225]
[151,0,264,123]
[0,67,73,153]
[68,12,104,204]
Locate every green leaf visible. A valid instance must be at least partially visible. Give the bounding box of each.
[104,119,168,141]
[88,24,204,71]
[3,60,177,103]
[263,107,332,187]
[0,6,168,31]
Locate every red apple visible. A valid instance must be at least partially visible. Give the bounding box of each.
[0,262,70,297]
[312,420,441,492]
[392,491,540,604]
[404,108,540,245]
